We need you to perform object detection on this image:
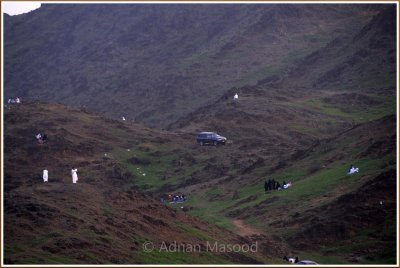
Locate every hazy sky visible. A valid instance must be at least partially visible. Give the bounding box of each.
[2,2,41,16]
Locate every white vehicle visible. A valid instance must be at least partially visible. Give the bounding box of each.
[296,260,318,265]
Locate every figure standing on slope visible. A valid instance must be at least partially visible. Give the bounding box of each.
[43,169,48,182]
[71,168,79,183]
[234,93,239,100]
[271,178,276,190]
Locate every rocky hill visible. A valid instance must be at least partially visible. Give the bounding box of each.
[157,8,397,262]
[166,5,396,178]
[4,102,286,264]
[4,4,385,127]
[276,5,396,91]
[3,3,397,265]
[4,91,396,264]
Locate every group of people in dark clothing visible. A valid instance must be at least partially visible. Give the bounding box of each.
[283,256,299,263]
[264,179,292,192]
[265,179,282,191]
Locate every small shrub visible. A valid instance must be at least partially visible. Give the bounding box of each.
[127,156,151,165]
[308,162,321,174]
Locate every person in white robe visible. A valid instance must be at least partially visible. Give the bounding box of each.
[348,166,359,175]
[43,169,48,182]
[71,168,79,183]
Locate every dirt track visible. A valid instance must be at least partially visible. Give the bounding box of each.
[233,219,262,236]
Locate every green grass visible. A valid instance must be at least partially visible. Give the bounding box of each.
[179,223,217,242]
[293,250,350,264]
[112,146,177,190]
[29,232,63,247]
[131,234,152,245]
[186,150,395,240]
[205,186,223,198]
[252,155,391,209]
[12,251,80,264]
[186,194,236,231]
[112,143,251,231]
[113,144,205,192]
[300,96,395,124]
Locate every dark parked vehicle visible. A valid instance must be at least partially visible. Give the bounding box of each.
[197,132,227,146]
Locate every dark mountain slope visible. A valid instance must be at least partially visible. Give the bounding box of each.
[150,6,396,259]
[4,102,285,264]
[290,169,396,259]
[166,4,396,173]
[276,5,396,91]
[4,4,382,127]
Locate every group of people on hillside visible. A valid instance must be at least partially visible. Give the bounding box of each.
[171,194,187,203]
[283,256,299,264]
[161,194,187,204]
[264,178,292,192]
[42,168,79,183]
[35,133,48,144]
[8,97,21,104]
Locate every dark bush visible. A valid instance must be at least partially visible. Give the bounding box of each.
[127,156,151,165]
[308,162,321,174]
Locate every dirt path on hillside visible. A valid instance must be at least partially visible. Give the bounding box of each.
[232,219,263,236]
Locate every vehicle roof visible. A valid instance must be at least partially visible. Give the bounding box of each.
[297,260,318,264]
[198,132,216,134]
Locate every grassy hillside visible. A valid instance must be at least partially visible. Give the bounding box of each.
[4,4,384,127]
[4,102,282,264]
[3,3,397,265]
[4,87,396,264]
[99,82,395,264]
